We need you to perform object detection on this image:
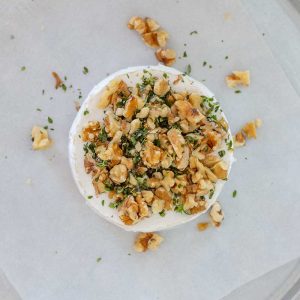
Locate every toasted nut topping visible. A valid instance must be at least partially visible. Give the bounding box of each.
[155,48,176,66]
[109,164,128,184]
[211,161,228,180]
[31,126,52,150]
[226,70,250,88]
[197,222,210,231]
[134,232,163,252]
[127,16,147,34]
[209,202,224,227]
[154,78,170,97]
[123,97,138,120]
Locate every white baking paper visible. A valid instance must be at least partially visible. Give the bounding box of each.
[0,0,299,299]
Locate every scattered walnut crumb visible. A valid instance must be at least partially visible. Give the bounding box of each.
[155,48,176,66]
[134,232,164,252]
[234,118,262,147]
[52,71,63,89]
[226,70,250,88]
[31,126,52,150]
[197,222,209,231]
[234,131,246,148]
[127,16,175,64]
[242,121,257,139]
[209,202,224,227]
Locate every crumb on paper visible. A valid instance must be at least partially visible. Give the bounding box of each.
[52,72,63,89]
[134,232,163,252]
[31,126,52,150]
[155,48,176,66]
[234,118,262,147]
[226,71,250,88]
[197,222,209,231]
[209,202,224,227]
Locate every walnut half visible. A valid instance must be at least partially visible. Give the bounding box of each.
[31,126,52,150]
[155,48,176,66]
[134,232,164,252]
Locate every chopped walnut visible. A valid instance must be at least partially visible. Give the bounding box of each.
[211,161,228,180]
[109,164,128,184]
[129,119,141,135]
[242,121,257,139]
[226,70,250,88]
[175,100,205,125]
[81,121,101,142]
[209,202,224,227]
[154,78,170,97]
[31,126,52,150]
[197,222,209,231]
[127,16,147,34]
[98,79,122,109]
[155,187,172,210]
[120,196,139,224]
[152,197,165,214]
[167,128,185,159]
[134,232,164,252]
[161,170,175,191]
[142,141,163,167]
[188,93,203,109]
[145,17,160,31]
[141,190,154,204]
[234,131,246,147]
[123,96,138,120]
[136,107,150,118]
[155,48,176,66]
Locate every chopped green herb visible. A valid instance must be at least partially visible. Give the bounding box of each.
[96,257,102,263]
[202,61,207,67]
[64,76,67,81]
[163,73,168,79]
[126,74,129,79]
[43,125,48,130]
[184,43,187,46]
[226,139,233,151]
[98,128,108,143]
[36,108,42,112]
[42,89,45,95]
[232,190,237,198]
[159,210,166,217]
[128,253,131,256]
[153,139,161,147]
[183,51,187,57]
[21,66,26,71]
[130,127,148,145]
[83,109,89,116]
[87,195,93,199]
[218,150,226,157]
[61,83,67,92]
[109,202,118,209]
[101,200,105,206]
[209,65,212,69]
[225,56,229,60]
[50,128,54,131]
[235,90,241,94]
[155,117,168,128]
[47,117,53,124]
[133,155,141,165]
[190,30,198,35]
[96,160,108,168]
[185,64,191,75]
[208,189,214,199]
[83,66,89,75]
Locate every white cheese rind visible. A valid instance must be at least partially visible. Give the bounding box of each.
[69,65,234,232]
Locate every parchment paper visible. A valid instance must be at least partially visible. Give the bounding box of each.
[0,0,299,299]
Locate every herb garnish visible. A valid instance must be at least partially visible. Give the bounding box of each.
[87,195,93,199]
[218,150,226,157]
[190,30,198,35]
[21,66,26,71]
[185,64,191,75]
[83,66,89,75]
[96,257,102,263]
[83,109,89,116]
[47,116,53,124]
[235,90,241,94]
[232,190,237,198]
[202,61,207,67]
[183,51,187,57]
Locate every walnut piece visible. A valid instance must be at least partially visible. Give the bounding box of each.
[167,128,185,159]
[123,96,138,120]
[31,126,52,150]
[134,232,164,252]
[234,131,246,147]
[242,121,257,139]
[209,202,224,227]
[226,70,250,88]
[197,222,209,231]
[211,161,228,180]
[155,48,176,66]
[154,78,170,97]
[109,164,128,184]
